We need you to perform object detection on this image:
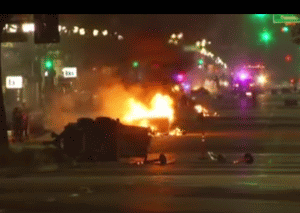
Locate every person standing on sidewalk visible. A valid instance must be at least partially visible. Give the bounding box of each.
[21,102,29,138]
[12,107,23,143]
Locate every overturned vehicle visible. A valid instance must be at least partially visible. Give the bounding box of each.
[47,117,156,163]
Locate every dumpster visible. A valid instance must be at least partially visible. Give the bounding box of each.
[52,122,84,159]
[148,118,170,134]
[49,117,152,162]
[117,124,151,158]
[92,117,118,161]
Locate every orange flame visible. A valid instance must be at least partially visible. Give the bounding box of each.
[123,93,174,129]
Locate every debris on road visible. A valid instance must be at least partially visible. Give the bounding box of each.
[233,153,254,164]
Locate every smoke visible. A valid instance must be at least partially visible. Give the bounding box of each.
[46,72,171,132]
[94,78,172,124]
[94,79,144,121]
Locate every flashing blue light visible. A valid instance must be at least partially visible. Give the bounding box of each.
[184,84,190,89]
[239,72,249,81]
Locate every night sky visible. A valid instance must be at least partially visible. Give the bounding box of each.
[61,14,300,82]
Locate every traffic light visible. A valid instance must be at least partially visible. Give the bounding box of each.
[198,59,204,65]
[132,61,139,68]
[253,14,268,21]
[285,55,292,62]
[44,59,56,77]
[255,14,267,18]
[34,14,60,44]
[259,29,273,45]
[261,31,271,42]
[45,59,53,70]
[281,26,289,33]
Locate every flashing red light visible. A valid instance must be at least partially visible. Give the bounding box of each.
[175,71,186,83]
[177,74,184,82]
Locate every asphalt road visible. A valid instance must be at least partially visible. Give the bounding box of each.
[150,130,300,154]
[2,155,300,213]
[3,130,300,212]
[4,94,300,212]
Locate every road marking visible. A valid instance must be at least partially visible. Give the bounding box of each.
[68,166,300,173]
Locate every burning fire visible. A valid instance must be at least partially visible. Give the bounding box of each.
[194,104,219,117]
[194,104,209,116]
[169,127,183,136]
[123,93,174,130]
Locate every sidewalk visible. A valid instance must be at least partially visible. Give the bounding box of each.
[8,131,53,148]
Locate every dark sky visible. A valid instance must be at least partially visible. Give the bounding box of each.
[61,14,300,82]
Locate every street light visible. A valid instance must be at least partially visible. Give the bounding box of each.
[177,32,183,39]
[79,28,85,35]
[257,75,267,85]
[169,33,183,45]
[93,29,99,36]
[102,29,108,36]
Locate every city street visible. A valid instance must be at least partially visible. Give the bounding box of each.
[3,129,300,212]
[2,14,300,213]
[1,151,300,213]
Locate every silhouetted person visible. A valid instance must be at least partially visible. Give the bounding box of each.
[21,103,29,138]
[12,107,23,143]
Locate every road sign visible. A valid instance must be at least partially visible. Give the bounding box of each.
[62,67,77,78]
[273,14,300,24]
[6,76,23,89]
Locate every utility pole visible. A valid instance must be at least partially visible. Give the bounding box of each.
[0,14,13,152]
[0,14,60,154]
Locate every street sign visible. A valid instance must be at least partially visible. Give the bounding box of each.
[273,14,300,24]
[62,67,77,78]
[6,76,23,89]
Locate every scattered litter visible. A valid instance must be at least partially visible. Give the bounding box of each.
[80,186,93,194]
[46,197,56,202]
[69,193,79,197]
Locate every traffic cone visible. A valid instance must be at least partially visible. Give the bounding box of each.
[233,153,254,164]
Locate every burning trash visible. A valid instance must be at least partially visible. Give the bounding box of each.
[194,104,219,117]
[123,93,174,134]
[169,127,184,136]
